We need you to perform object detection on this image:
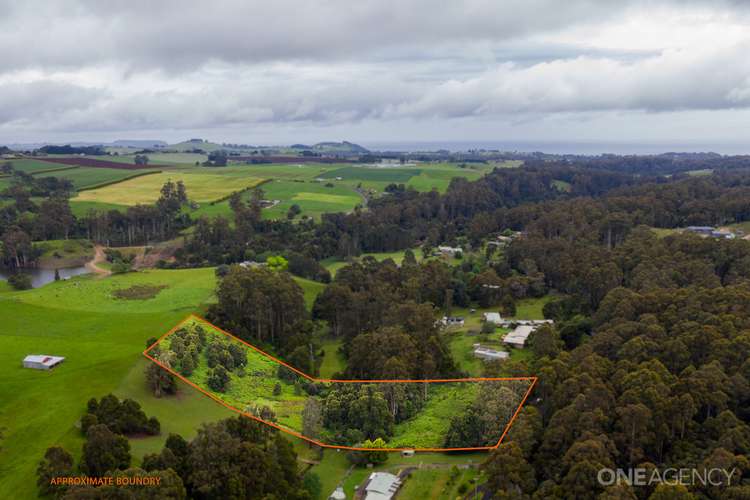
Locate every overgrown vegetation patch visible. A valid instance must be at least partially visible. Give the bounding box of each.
[148,317,533,450]
[112,284,168,300]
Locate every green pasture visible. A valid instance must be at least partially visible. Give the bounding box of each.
[0,264,327,499]
[189,178,363,220]
[0,268,217,499]
[38,167,162,190]
[320,166,420,183]
[317,337,345,378]
[2,158,76,174]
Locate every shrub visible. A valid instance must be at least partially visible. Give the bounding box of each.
[111,260,132,274]
[207,366,230,392]
[7,273,32,290]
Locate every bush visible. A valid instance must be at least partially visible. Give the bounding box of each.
[7,273,32,290]
[207,365,230,392]
[111,260,132,274]
[273,382,282,396]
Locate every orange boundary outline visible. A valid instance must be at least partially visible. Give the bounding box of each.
[143,314,538,452]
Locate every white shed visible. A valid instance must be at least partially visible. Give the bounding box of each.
[328,486,346,500]
[23,355,65,370]
[482,312,503,324]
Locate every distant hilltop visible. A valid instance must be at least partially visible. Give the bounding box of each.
[112,139,168,148]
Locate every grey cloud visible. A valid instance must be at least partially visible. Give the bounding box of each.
[0,0,656,71]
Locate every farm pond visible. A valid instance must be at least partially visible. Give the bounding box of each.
[0,266,90,288]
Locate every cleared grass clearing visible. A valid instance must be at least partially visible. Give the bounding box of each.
[321,248,422,276]
[389,382,479,448]
[318,337,345,378]
[76,171,266,205]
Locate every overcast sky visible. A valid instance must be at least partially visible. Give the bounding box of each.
[2,0,750,151]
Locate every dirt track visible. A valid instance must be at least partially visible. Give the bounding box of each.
[85,245,112,276]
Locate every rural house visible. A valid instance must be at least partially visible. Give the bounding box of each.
[436,246,462,256]
[439,316,465,327]
[22,354,65,370]
[503,325,535,348]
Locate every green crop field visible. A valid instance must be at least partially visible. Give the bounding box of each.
[34,167,161,190]
[189,178,363,220]
[320,166,420,183]
[2,159,75,174]
[76,171,266,205]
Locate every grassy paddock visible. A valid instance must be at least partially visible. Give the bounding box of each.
[0,268,218,499]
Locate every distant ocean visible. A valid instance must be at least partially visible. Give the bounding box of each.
[359,141,750,156]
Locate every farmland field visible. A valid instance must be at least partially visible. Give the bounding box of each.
[75,171,266,204]
[28,156,154,170]
[37,167,162,190]
[1,158,79,174]
[320,166,421,183]
[190,178,363,220]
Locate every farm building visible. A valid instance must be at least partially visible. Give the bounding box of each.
[482,312,502,324]
[437,246,462,256]
[439,316,465,327]
[503,325,535,348]
[685,226,714,235]
[22,355,65,370]
[361,472,402,500]
[685,226,736,239]
[473,345,509,361]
